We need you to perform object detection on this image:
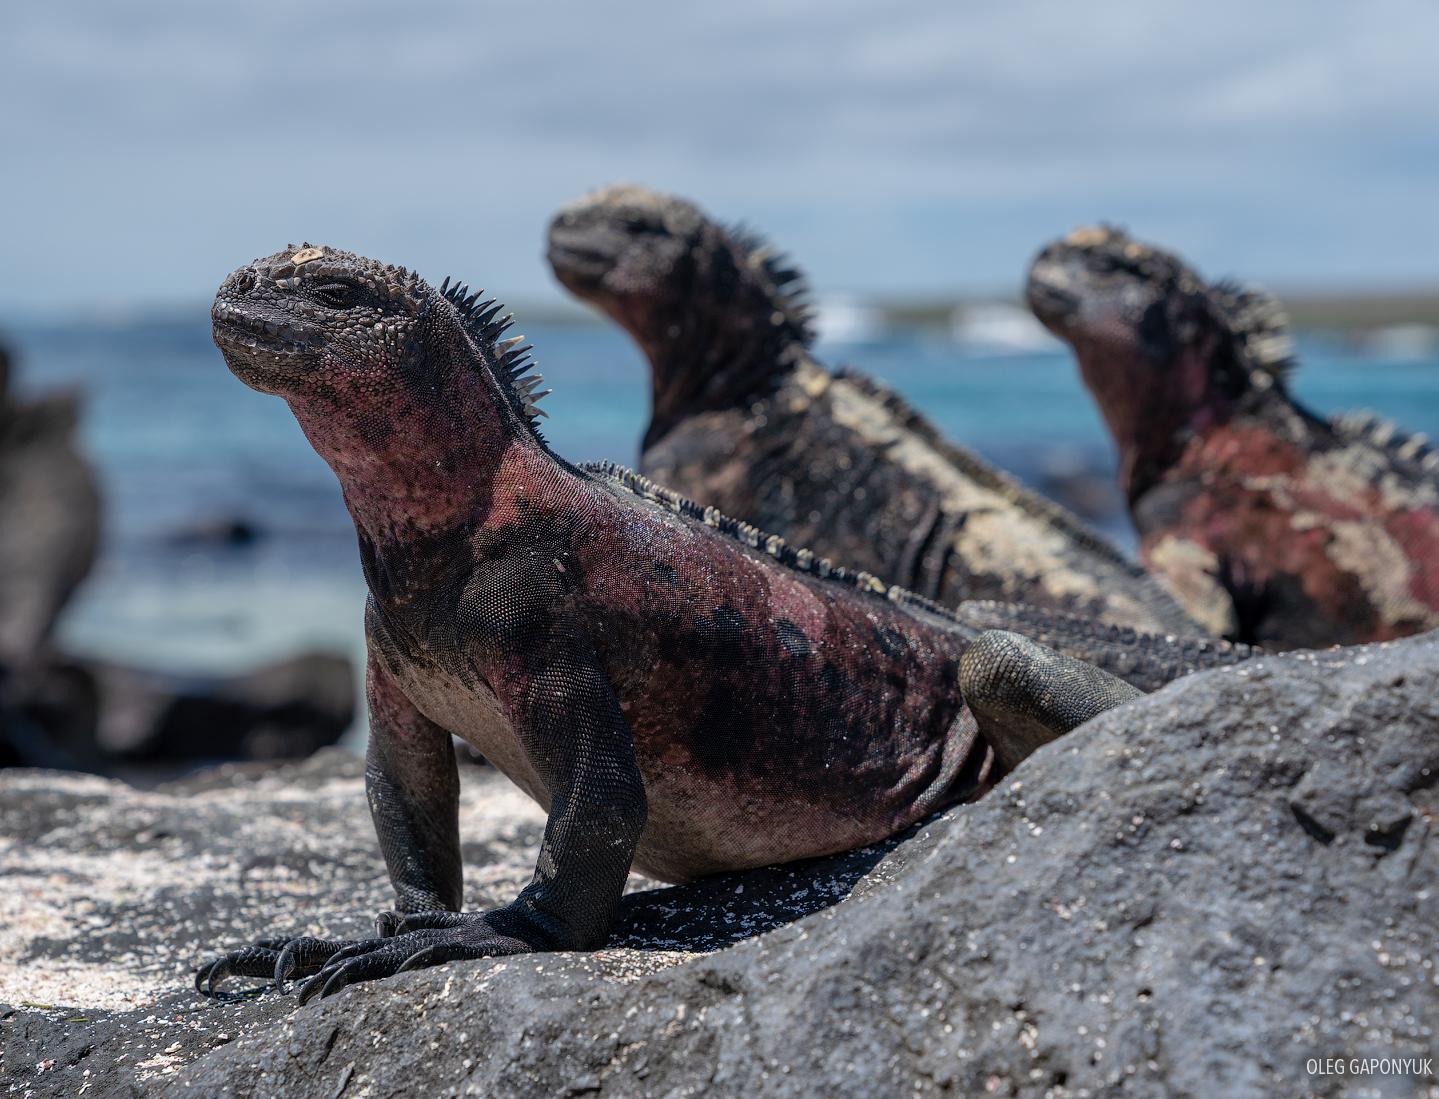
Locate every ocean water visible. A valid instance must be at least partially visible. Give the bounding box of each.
[5,313,1437,679]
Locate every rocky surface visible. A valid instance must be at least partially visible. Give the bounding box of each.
[4,635,1437,1098]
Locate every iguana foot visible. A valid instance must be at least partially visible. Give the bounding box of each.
[286,913,535,1004]
[197,913,537,1003]
[959,629,1143,774]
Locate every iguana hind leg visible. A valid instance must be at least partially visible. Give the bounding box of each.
[959,630,1142,774]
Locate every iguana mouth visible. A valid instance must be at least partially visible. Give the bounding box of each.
[546,244,613,284]
[545,225,625,284]
[211,300,321,358]
[1025,259,1081,327]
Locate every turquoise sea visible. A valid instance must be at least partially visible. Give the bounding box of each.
[5,313,1438,681]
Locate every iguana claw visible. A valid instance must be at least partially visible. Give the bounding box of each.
[194,935,307,1000]
[198,914,539,1004]
[292,918,534,1004]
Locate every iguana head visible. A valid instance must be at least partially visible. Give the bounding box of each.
[547,184,811,445]
[213,245,548,538]
[1026,226,1294,491]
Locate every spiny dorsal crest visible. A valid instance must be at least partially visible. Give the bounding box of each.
[725,222,816,347]
[1332,410,1439,475]
[438,276,551,438]
[583,460,974,625]
[1209,280,1296,392]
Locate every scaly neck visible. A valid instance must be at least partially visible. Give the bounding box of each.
[635,233,808,448]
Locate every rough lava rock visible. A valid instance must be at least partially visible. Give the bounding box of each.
[4,636,1437,1098]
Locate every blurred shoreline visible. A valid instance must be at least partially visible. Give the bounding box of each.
[2,306,1435,694]
[8,285,1439,332]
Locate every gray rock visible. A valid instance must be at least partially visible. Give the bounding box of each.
[3,636,1436,1098]
[92,650,356,765]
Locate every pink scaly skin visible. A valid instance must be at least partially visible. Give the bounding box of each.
[195,243,1141,1004]
[1028,226,1439,650]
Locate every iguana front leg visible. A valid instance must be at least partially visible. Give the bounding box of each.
[959,630,1143,774]
[200,636,648,1003]
[195,653,463,997]
[366,654,464,915]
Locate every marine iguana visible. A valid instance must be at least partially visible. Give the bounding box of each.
[1027,226,1439,649]
[546,184,1199,637]
[0,339,101,679]
[196,243,1201,1004]
[0,338,103,766]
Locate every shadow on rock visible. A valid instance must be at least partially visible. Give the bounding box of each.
[613,833,903,953]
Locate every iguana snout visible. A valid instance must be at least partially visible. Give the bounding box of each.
[212,244,432,399]
[1026,225,1193,341]
[547,184,703,305]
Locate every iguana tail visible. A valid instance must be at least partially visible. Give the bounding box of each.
[956,600,1259,693]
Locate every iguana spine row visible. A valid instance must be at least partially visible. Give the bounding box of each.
[1333,410,1439,475]
[584,459,955,618]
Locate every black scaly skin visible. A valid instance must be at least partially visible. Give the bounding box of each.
[198,243,1169,1004]
[587,463,1259,689]
[546,184,1201,637]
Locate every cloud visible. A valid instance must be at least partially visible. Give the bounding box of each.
[1,0,1436,309]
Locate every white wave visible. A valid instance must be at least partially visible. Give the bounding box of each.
[950,303,1061,354]
[812,295,886,345]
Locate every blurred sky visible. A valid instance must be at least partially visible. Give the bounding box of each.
[4,0,1438,313]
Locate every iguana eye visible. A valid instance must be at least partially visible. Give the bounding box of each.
[622,215,665,235]
[1091,253,1127,276]
[314,281,360,309]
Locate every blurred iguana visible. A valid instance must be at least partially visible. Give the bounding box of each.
[0,339,101,767]
[546,185,1200,637]
[0,339,100,679]
[1028,226,1439,648]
